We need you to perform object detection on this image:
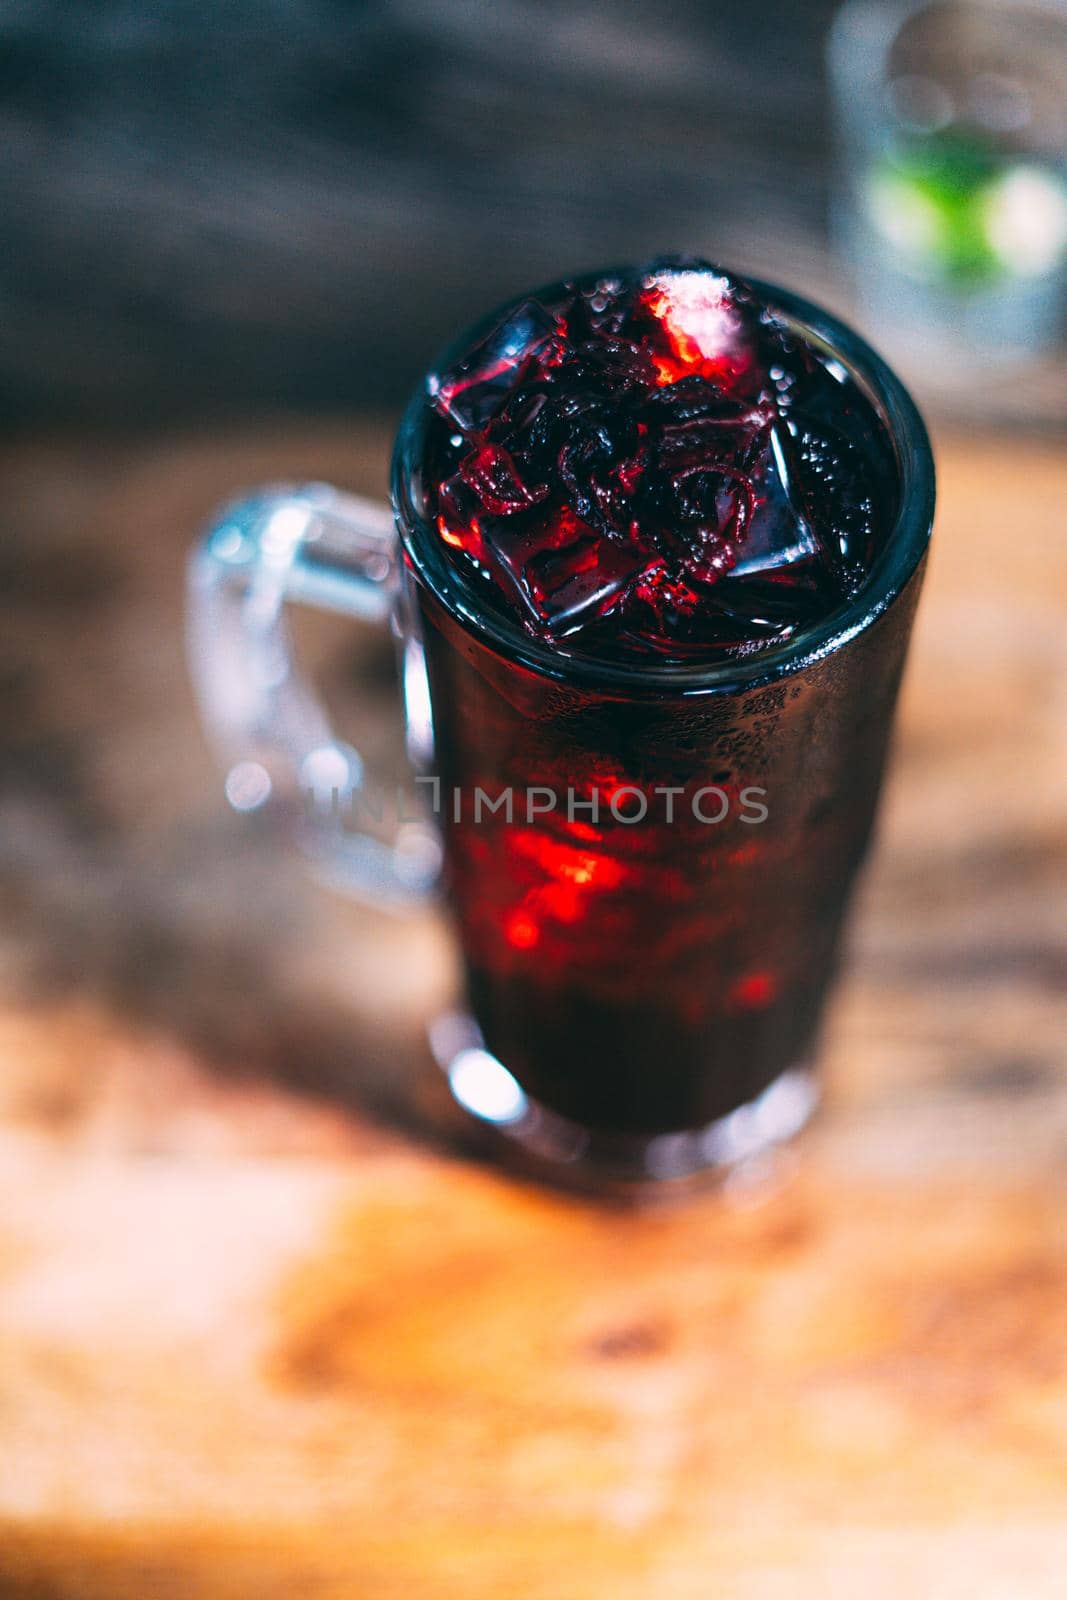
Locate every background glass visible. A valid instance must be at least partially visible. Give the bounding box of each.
[830,0,1067,413]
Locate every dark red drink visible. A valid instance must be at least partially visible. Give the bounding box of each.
[393,260,933,1182]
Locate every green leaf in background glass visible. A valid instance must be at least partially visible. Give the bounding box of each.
[864,134,1067,286]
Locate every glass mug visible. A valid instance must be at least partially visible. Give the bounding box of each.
[187,273,935,1188]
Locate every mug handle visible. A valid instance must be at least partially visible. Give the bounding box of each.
[186,482,440,907]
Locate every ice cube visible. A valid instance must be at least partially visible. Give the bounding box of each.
[480,509,648,636]
[767,419,873,598]
[534,538,651,636]
[640,267,758,391]
[729,436,817,578]
[711,574,829,632]
[430,300,559,433]
[436,472,487,564]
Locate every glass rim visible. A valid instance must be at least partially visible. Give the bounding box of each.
[391,267,935,698]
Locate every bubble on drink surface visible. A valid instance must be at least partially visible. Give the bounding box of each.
[425,260,897,663]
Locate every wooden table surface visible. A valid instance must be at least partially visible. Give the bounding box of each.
[1,421,1066,1597]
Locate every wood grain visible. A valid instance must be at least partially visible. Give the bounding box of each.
[0,422,1065,1596]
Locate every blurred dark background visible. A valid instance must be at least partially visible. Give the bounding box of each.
[0,0,843,427]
